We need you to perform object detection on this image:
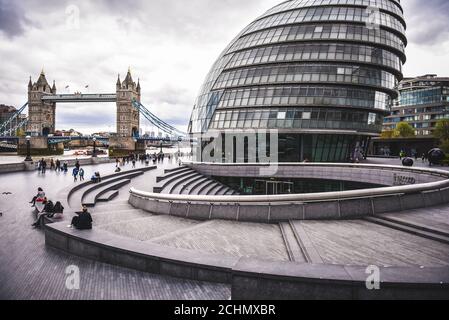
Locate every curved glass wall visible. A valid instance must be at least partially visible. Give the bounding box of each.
[261,0,404,21]
[214,64,397,91]
[243,6,405,36]
[189,0,406,163]
[210,107,383,132]
[228,23,405,55]
[217,86,391,110]
[226,43,402,72]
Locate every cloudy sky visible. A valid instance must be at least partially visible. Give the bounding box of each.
[0,0,448,134]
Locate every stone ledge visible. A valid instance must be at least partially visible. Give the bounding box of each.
[44,221,449,300]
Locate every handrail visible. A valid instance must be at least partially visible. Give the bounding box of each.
[184,161,449,179]
[130,163,449,204]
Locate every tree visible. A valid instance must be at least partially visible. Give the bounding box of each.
[16,128,26,137]
[434,119,449,153]
[394,122,415,138]
[434,119,449,141]
[380,130,394,139]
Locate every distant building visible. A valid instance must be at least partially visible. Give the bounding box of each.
[383,75,449,136]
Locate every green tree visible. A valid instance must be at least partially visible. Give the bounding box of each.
[380,130,394,139]
[434,119,449,141]
[16,128,26,137]
[394,122,415,138]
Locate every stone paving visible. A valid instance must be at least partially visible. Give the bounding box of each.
[0,160,231,300]
[2,156,449,299]
[300,219,449,267]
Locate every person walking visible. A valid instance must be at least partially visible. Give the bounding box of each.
[79,168,85,181]
[75,160,80,171]
[41,159,47,174]
[50,159,55,170]
[55,159,61,172]
[63,161,68,173]
[132,158,136,168]
[72,167,79,182]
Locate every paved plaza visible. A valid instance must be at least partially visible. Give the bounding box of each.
[1,157,449,299]
[0,159,231,300]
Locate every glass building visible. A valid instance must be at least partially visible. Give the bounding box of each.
[383,75,449,136]
[189,0,407,162]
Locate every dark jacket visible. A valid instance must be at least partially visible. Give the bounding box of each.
[74,211,93,230]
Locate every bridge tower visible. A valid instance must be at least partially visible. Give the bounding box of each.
[116,68,140,137]
[27,71,56,136]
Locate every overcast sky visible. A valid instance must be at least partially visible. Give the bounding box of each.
[0,0,448,134]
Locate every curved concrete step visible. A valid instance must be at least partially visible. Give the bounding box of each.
[157,167,191,182]
[199,182,221,195]
[182,177,209,195]
[82,179,131,207]
[171,174,206,194]
[174,174,206,195]
[190,179,216,195]
[154,169,196,193]
[97,190,119,202]
[161,172,200,194]
[207,184,224,195]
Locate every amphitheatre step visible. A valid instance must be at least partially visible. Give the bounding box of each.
[160,172,200,194]
[289,221,324,264]
[182,177,209,195]
[173,174,206,194]
[364,216,449,245]
[207,184,224,195]
[68,170,147,208]
[157,167,191,182]
[153,169,196,193]
[82,179,131,207]
[199,182,220,195]
[279,222,307,263]
[190,179,216,195]
[97,190,119,202]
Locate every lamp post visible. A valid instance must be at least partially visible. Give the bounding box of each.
[92,137,97,158]
[25,135,32,162]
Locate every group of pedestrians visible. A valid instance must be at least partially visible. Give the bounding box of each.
[38,158,69,174]
[71,160,85,182]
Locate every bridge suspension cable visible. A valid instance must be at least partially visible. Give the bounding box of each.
[132,99,187,138]
[0,102,28,136]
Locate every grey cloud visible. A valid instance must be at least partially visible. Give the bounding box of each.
[404,0,449,46]
[0,0,31,37]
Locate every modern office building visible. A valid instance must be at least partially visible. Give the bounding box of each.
[189,0,407,162]
[383,75,449,136]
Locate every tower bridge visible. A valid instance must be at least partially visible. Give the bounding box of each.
[1,69,186,156]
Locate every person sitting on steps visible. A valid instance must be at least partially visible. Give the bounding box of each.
[68,206,93,230]
[32,198,54,228]
[30,187,45,207]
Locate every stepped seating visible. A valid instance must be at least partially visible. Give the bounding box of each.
[82,179,131,207]
[154,166,238,196]
[97,190,119,202]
